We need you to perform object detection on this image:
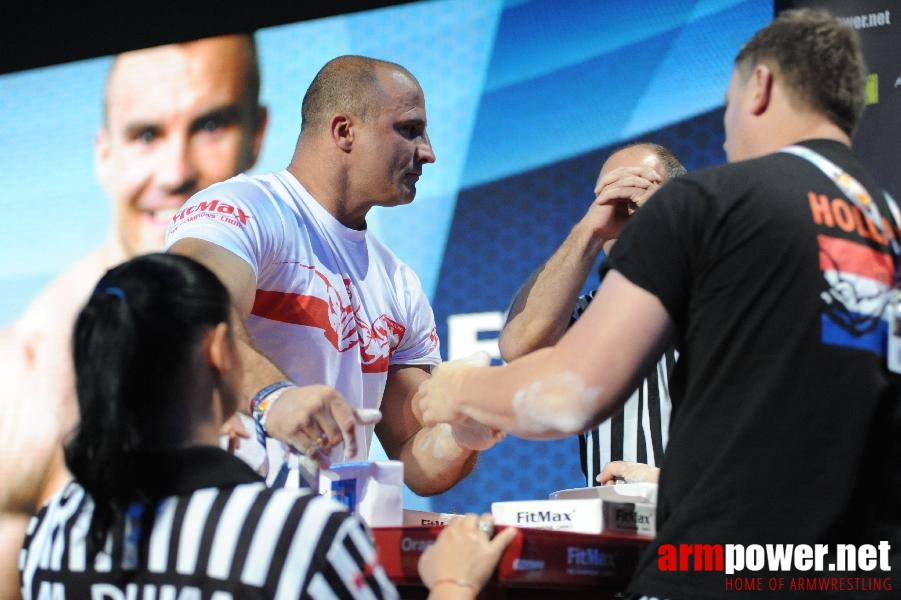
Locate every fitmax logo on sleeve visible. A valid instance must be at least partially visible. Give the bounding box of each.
[170,200,252,229]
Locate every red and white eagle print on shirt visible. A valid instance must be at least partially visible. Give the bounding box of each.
[251,263,406,373]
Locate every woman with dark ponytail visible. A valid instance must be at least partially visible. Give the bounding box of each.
[18,253,514,599]
[67,252,234,559]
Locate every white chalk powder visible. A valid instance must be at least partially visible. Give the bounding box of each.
[511,372,600,436]
[413,422,458,461]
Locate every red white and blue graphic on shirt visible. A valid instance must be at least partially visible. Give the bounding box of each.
[809,192,894,356]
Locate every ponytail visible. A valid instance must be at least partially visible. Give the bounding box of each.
[68,286,141,553]
[66,253,231,556]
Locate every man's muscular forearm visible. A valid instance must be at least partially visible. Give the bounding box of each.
[499,220,605,362]
[231,309,292,414]
[396,423,480,496]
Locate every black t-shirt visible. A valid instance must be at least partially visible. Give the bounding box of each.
[603,140,901,598]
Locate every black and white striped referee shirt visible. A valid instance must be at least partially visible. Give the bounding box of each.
[19,446,398,599]
[571,290,675,486]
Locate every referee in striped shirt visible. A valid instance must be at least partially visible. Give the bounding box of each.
[500,143,685,486]
[20,253,512,599]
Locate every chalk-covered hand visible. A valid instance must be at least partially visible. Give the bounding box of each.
[415,352,491,427]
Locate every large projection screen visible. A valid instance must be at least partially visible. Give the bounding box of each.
[1,0,776,512]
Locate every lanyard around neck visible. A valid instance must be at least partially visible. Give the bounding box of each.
[781,144,901,287]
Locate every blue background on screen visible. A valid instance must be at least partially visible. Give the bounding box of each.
[0,0,773,512]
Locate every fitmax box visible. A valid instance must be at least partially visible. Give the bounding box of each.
[548,482,657,537]
[493,498,604,534]
[493,485,656,538]
[550,482,658,504]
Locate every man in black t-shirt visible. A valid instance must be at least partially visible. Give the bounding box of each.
[415,8,900,599]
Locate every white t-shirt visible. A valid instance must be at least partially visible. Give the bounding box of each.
[166,170,440,474]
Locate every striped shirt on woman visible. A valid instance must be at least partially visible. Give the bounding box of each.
[19,446,398,599]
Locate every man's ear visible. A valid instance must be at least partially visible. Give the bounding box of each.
[331,113,354,152]
[205,322,233,375]
[748,64,774,116]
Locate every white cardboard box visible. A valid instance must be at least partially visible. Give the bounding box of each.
[319,461,403,527]
[492,498,604,534]
[551,483,657,537]
[492,498,655,537]
[549,482,658,504]
[492,483,657,537]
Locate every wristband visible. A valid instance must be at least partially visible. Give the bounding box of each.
[430,578,476,591]
[256,386,293,435]
[251,380,295,440]
[249,380,296,481]
[250,379,295,416]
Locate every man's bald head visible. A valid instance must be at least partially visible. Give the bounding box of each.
[300,55,418,133]
[602,143,686,182]
[594,143,685,256]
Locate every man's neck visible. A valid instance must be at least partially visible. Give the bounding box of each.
[287,159,368,230]
[757,108,852,158]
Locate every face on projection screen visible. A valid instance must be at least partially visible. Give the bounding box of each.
[0,1,778,515]
[0,0,777,326]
